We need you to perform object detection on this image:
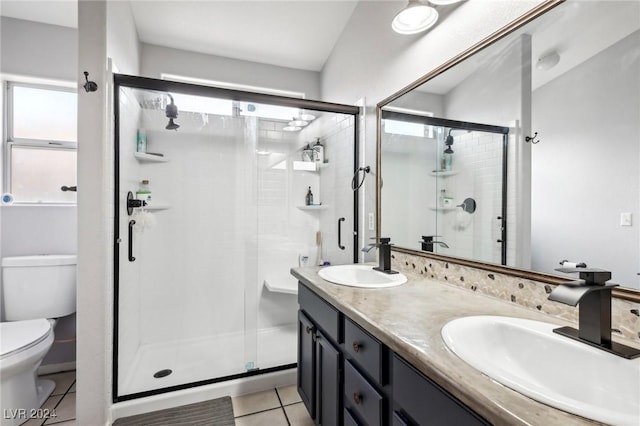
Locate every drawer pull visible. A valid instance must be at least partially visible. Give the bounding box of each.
[352,341,361,352]
[353,392,362,404]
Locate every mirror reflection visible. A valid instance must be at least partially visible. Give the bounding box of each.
[380,0,640,289]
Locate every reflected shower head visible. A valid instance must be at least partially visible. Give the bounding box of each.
[166,118,180,130]
[165,94,179,130]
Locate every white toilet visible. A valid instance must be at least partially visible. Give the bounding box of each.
[0,255,76,426]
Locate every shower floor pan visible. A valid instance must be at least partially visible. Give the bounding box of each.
[120,324,297,396]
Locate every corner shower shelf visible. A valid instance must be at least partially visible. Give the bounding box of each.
[144,204,170,211]
[297,205,328,211]
[134,152,169,163]
[429,170,458,177]
[264,279,298,295]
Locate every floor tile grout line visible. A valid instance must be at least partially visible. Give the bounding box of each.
[233,406,285,419]
[274,388,292,426]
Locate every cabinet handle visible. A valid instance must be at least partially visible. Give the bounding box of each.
[312,332,318,342]
[353,392,362,404]
[338,217,346,250]
[352,341,361,353]
[305,326,313,334]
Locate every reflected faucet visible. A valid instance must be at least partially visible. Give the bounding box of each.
[420,235,449,252]
[548,267,640,359]
[362,237,398,275]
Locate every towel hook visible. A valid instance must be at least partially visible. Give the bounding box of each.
[525,132,540,144]
[83,71,98,93]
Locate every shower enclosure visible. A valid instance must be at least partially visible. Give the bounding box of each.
[113,75,359,400]
[380,111,508,265]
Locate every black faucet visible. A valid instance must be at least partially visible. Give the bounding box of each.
[548,267,640,359]
[362,237,398,275]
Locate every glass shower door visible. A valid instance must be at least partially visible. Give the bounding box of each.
[114,75,360,400]
[115,84,258,397]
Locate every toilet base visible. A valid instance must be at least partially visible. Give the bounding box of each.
[36,379,55,409]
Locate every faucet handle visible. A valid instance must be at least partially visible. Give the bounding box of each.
[554,267,612,285]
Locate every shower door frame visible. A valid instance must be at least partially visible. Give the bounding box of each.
[380,111,509,264]
[112,74,361,402]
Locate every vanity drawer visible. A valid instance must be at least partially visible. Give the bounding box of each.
[298,283,341,343]
[344,360,384,426]
[392,354,489,425]
[344,317,385,384]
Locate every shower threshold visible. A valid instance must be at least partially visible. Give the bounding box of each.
[119,324,297,396]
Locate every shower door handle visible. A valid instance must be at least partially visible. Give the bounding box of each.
[128,220,136,262]
[338,217,345,250]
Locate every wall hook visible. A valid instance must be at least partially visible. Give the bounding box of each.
[83,71,98,92]
[525,132,540,144]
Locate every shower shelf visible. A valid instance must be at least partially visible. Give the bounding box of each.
[297,205,328,211]
[144,205,170,211]
[264,279,298,295]
[428,205,458,212]
[134,152,169,163]
[429,170,458,177]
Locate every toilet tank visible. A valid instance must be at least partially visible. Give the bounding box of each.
[2,255,77,321]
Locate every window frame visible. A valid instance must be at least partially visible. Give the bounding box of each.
[3,80,78,205]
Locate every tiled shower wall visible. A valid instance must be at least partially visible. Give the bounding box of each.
[437,131,504,264]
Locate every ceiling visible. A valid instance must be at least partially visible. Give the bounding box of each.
[0,0,365,71]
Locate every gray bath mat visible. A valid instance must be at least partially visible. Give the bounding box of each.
[113,396,235,426]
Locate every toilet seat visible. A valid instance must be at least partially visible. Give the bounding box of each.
[0,319,52,359]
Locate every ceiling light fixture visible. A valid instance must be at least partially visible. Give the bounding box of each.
[392,0,439,35]
[536,50,561,70]
[283,126,302,132]
[288,119,309,127]
[299,113,316,121]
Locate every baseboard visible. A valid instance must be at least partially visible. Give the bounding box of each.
[38,361,77,375]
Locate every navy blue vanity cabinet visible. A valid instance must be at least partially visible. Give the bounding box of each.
[298,282,488,426]
[298,284,343,425]
[392,354,490,426]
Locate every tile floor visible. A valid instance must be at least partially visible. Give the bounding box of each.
[23,371,76,426]
[25,371,312,426]
[231,385,313,426]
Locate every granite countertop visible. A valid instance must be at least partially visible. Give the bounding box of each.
[291,266,603,426]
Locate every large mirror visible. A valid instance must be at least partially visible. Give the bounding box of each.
[378,0,640,292]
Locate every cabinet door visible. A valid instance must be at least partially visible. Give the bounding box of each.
[298,310,316,418]
[316,329,341,426]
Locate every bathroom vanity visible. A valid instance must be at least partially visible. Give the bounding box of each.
[292,266,604,426]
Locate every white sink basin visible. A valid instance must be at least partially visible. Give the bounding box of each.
[318,264,407,288]
[441,316,640,425]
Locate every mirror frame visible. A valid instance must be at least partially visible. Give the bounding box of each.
[375,0,640,303]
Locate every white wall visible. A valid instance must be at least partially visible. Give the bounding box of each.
[141,44,321,100]
[77,0,141,423]
[321,0,542,251]
[531,30,640,287]
[0,17,77,80]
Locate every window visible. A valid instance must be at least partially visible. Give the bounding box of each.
[4,82,77,203]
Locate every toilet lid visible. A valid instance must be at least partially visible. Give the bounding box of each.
[0,319,52,357]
